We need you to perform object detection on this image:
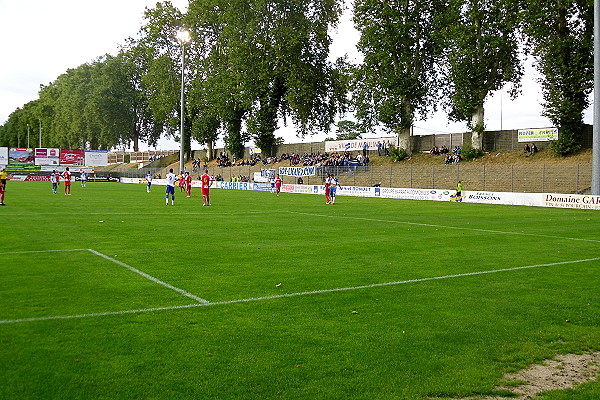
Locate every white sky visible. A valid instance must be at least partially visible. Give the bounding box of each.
[0,0,592,151]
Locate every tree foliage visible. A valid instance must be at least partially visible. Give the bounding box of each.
[352,0,447,134]
[441,0,522,140]
[186,0,346,158]
[0,0,593,157]
[521,0,593,156]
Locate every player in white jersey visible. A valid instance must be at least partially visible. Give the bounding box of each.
[327,174,340,204]
[146,172,153,192]
[50,170,58,194]
[80,172,87,187]
[165,168,177,205]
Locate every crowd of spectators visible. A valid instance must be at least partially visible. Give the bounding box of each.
[284,151,370,167]
[149,154,168,162]
[192,158,209,171]
[210,151,371,168]
[429,145,463,164]
[429,145,450,156]
[230,175,250,182]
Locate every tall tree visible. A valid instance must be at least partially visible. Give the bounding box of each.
[136,2,191,157]
[521,0,593,156]
[352,0,446,153]
[186,0,346,158]
[442,0,522,149]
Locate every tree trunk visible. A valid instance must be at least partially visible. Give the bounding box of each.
[397,127,412,154]
[206,140,214,161]
[132,130,139,152]
[471,106,485,150]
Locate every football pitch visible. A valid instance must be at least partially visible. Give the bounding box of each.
[1,181,599,399]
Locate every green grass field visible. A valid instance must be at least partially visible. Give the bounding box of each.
[1,181,599,399]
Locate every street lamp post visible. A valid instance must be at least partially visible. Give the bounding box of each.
[177,29,191,173]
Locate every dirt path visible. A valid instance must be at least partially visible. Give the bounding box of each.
[458,352,600,400]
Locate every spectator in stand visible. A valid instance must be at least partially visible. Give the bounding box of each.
[523,144,531,154]
[527,143,538,157]
[377,141,382,156]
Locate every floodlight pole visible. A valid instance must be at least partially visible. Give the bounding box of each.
[593,0,600,194]
[177,30,191,174]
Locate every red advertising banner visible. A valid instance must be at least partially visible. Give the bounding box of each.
[60,149,85,166]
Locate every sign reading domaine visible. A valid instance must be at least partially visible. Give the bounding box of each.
[279,166,315,177]
[518,127,558,142]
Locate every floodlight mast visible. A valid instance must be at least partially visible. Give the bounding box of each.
[177,30,191,173]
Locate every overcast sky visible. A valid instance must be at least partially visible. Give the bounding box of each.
[0,0,592,151]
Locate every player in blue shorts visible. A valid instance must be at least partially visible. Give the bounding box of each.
[327,174,341,204]
[165,168,177,205]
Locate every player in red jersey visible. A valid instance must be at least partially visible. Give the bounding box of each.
[178,171,185,192]
[62,167,72,195]
[201,170,212,206]
[274,175,282,196]
[0,178,5,205]
[324,173,331,204]
[185,171,192,197]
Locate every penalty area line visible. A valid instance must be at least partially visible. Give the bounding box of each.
[1,256,597,325]
[86,249,210,304]
[0,248,209,305]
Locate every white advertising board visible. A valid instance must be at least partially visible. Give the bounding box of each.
[85,150,109,166]
[34,148,60,166]
[278,166,316,177]
[0,147,8,165]
[117,178,600,211]
[517,128,559,142]
[324,137,395,153]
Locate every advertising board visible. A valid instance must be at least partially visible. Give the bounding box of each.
[34,148,60,166]
[60,149,85,166]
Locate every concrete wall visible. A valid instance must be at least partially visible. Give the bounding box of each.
[139,124,594,162]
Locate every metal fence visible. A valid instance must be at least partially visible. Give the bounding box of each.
[114,163,592,194]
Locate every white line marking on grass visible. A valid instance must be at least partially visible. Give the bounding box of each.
[0,304,202,325]
[0,248,209,304]
[287,211,600,244]
[86,249,209,304]
[2,256,598,325]
[209,257,600,306]
[0,249,90,255]
[3,211,270,217]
